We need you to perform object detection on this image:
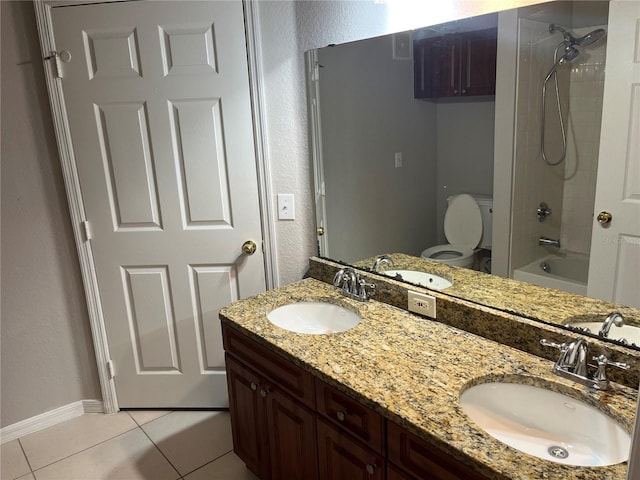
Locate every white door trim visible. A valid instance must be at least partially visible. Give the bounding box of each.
[32,0,276,412]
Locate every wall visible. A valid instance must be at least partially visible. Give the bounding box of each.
[560,23,607,255]
[257,0,551,283]
[318,35,437,262]
[1,1,101,427]
[0,0,553,426]
[509,4,608,272]
[435,99,496,244]
[511,14,569,270]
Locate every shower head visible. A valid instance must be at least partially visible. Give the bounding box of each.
[575,28,606,47]
[549,24,606,48]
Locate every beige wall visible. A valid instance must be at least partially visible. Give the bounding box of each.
[1,1,100,427]
[318,35,438,262]
[0,0,554,426]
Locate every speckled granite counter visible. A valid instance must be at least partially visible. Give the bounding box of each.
[309,256,640,389]
[352,253,640,330]
[220,278,637,480]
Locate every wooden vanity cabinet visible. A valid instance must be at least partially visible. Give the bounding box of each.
[223,326,318,480]
[223,323,490,480]
[387,421,490,480]
[414,27,497,99]
[316,378,386,479]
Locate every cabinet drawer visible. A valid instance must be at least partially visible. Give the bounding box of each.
[317,418,385,480]
[222,324,315,408]
[388,421,489,480]
[316,378,385,454]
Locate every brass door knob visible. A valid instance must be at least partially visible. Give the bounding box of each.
[317,226,325,236]
[597,211,612,225]
[242,240,257,255]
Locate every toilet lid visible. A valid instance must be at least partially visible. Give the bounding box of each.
[444,194,483,249]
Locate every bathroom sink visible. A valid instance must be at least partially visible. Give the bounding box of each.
[267,301,361,334]
[382,270,452,290]
[568,322,640,346]
[459,381,630,466]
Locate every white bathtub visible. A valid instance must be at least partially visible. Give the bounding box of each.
[513,253,589,296]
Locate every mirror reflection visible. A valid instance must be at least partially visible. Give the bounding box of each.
[309,1,640,347]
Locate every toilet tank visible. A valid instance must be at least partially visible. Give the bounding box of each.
[472,194,493,250]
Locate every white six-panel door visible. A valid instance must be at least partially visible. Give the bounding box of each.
[50,1,266,407]
[588,0,640,308]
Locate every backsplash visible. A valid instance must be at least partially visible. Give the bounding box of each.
[308,256,640,389]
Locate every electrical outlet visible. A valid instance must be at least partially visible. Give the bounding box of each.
[407,290,436,318]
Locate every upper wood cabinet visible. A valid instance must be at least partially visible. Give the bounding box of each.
[414,27,497,99]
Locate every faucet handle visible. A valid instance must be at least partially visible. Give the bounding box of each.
[592,354,630,371]
[591,354,629,389]
[357,278,376,300]
[540,339,567,351]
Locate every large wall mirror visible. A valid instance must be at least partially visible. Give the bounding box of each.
[307,1,640,349]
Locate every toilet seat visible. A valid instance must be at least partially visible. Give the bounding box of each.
[443,194,483,249]
[420,245,475,267]
[421,194,483,267]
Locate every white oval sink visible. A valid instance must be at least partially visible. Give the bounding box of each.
[383,270,452,290]
[568,322,640,346]
[267,301,361,334]
[460,382,630,466]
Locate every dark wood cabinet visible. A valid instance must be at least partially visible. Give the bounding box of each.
[266,387,318,480]
[317,418,385,480]
[388,421,489,480]
[414,27,497,99]
[225,355,270,479]
[223,322,490,480]
[224,327,318,480]
[315,378,385,454]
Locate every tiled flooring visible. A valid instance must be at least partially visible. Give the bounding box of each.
[1,410,259,480]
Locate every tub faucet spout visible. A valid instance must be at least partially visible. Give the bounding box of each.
[538,237,561,248]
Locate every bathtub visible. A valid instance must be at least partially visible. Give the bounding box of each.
[512,253,589,296]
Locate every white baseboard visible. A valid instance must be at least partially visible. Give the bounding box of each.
[0,399,104,444]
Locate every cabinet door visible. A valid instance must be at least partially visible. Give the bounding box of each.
[266,386,319,480]
[414,35,459,98]
[460,28,497,96]
[225,354,270,479]
[318,418,385,480]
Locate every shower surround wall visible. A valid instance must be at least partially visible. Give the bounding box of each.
[511,17,606,272]
[560,25,606,255]
[511,18,568,271]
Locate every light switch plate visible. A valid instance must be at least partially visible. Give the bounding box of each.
[277,193,295,220]
[408,290,436,318]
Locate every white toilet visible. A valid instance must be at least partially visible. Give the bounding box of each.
[421,194,493,268]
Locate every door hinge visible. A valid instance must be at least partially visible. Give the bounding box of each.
[81,221,91,242]
[107,360,115,380]
[44,51,64,79]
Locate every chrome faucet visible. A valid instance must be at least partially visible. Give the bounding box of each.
[599,312,624,338]
[333,268,375,302]
[541,336,629,390]
[372,255,394,273]
[538,237,561,248]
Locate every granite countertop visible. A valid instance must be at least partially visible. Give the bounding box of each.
[220,278,637,480]
[353,253,640,327]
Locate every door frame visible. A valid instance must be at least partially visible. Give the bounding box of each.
[33,0,277,413]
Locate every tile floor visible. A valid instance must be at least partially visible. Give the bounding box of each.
[1,410,259,480]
